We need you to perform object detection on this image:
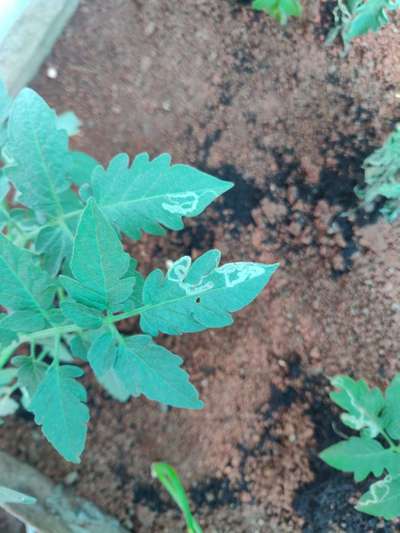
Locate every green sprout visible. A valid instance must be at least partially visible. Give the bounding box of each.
[251,0,302,24]
[152,462,202,533]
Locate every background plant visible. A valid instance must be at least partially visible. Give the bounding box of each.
[355,124,400,221]
[0,486,35,506]
[320,375,400,519]
[0,83,278,463]
[251,0,302,24]
[0,484,36,533]
[152,462,202,533]
[326,0,400,50]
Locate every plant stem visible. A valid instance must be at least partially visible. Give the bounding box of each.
[0,341,19,369]
[381,429,400,453]
[53,334,61,367]
[37,348,50,362]
[0,303,151,370]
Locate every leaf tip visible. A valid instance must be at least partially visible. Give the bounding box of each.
[222,179,234,192]
[193,399,205,410]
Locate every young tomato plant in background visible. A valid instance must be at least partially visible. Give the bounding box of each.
[326,0,400,50]
[355,124,400,222]
[0,83,278,463]
[320,375,400,519]
[251,0,302,24]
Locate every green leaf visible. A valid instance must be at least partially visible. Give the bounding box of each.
[0,79,11,118]
[0,79,11,123]
[356,474,400,519]
[320,437,400,482]
[56,111,81,137]
[0,310,47,333]
[67,151,99,187]
[0,208,8,232]
[4,88,70,218]
[122,335,203,408]
[88,334,203,409]
[328,0,400,49]
[13,356,47,400]
[152,463,203,533]
[0,235,55,324]
[0,177,9,201]
[29,364,89,463]
[0,79,11,149]
[383,374,400,440]
[140,249,279,336]
[91,152,233,239]
[39,336,74,363]
[343,0,400,44]
[68,335,90,361]
[87,332,130,401]
[0,326,17,349]
[252,0,302,24]
[0,486,36,505]
[8,207,38,232]
[60,299,103,329]
[34,187,83,276]
[0,368,17,387]
[329,375,385,438]
[60,198,133,311]
[356,124,400,222]
[35,226,73,277]
[0,396,18,417]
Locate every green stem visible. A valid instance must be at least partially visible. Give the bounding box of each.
[0,341,19,369]
[22,210,82,243]
[53,334,61,366]
[381,429,400,453]
[109,322,125,345]
[1,381,19,400]
[0,303,150,371]
[37,348,50,362]
[105,307,150,324]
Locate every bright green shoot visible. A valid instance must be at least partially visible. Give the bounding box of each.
[320,375,400,520]
[326,0,400,50]
[0,80,279,463]
[251,0,302,24]
[152,462,202,533]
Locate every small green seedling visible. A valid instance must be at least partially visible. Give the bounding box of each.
[355,124,400,222]
[152,462,202,533]
[0,80,278,463]
[326,0,400,50]
[0,486,36,505]
[320,375,400,520]
[251,0,302,24]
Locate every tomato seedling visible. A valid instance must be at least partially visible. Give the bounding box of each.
[321,375,400,519]
[0,83,278,463]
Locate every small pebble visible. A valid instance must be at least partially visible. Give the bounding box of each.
[46,66,58,79]
[64,471,79,485]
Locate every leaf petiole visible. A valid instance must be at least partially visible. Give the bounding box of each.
[381,430,400,453]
